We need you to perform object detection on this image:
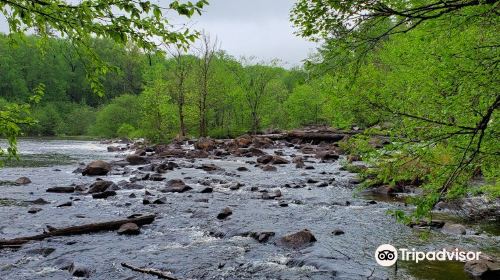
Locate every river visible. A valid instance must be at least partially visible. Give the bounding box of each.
[0,139,498,279]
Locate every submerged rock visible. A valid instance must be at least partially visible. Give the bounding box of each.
[46,186,75,193]
[217,207,233,220]
[117,223,140,235]
[82,160,111,176]
[126,154,149,165]
[276,229,317,249]
[15,177,31,185]
[87,180,118,194]
[28,207,42,214]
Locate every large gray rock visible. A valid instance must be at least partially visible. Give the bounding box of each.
[162,179,192,193]
[87,180,118,194]
[464,257,500,280]
[126,154,149,165]
[441,223,466,235]
[82,160,111,176]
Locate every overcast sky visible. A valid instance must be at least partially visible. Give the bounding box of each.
[0,0,317,67]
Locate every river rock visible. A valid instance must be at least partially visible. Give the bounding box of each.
[276,229,317,249]
[234,134,252,147]
[57,201,72,207]
[126,154,149,165]
[47,186,75,193]
[198,163,222,172]
[29,198,50,205]
[237,166,249,172]
[315,150,340,161]
[15,177,31,185]
[107,146,121,152]
[217,207,233,220]
[262,190,282,200]
[442,223,467,235]
[82,160,112,176]
[92,191,116,199]
[464,257,500,280]
[200,187,213,193]
[117,223,140,235]
[87,180,118,194]
[28,207,42,214]
[195,137,216,151]
[257,155,274,164]
[162,179,192,193]
[261,165,277,172]
[122,182,145,190]
[149,173,166,181]
[155,161,178,173]
[69,263,91,278]
[332,229,345,235]
[243,231,275,243]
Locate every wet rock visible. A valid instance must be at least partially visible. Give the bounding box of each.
[257,155,290,165]
[149,173,166,181]
[186,150,209,158]
[234,134,253,147]
[29,198,50,205]
[15,177,31,185]
[28,207,42,214]
[82,160,111,176]
[155,161,178,173]
[317,182,329,188]
[153,197,167,204]
[162,179,192,193]
[276,229,317,249]
[92,191,116,199]
[244,231,276,243]
[331,229,345,235]
[304,166,315,170]
[198,163,223,172]
[47,186,75,193]
[217,207,233,220]
[87,180,118,194]
[142,199,151,205]
[464,257,500,280]
[250,186,259,192]
[261,165,277,172]
[237,166,249,172]
[69,263,91,278]
[279,201,289,207]
[442,223,466,235]
[307,178,318,184]
[262,190,282,200]
[107,146,121,152]
[57,201,72,207]
[117,223,140,235]
[122,182,145,190]
[229,183,244,190]
[200,187,213,193]
[126,154,149,165]
[315,150,340,161]
[128,193,136,198]
[134,149,146,156]
[257,154,274,164]
[195,137,216,151]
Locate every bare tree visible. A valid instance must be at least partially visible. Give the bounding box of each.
[195,31,219,137]
[167,46,192,138]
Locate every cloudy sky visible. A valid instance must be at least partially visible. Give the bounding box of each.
[0,0,317,67]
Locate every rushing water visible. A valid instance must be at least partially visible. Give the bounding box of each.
[0,139,498,280]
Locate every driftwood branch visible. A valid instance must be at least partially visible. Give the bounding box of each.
[0,214,156,248]
[121,262,179,280]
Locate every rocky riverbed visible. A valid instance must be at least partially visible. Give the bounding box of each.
[0,136,498,280]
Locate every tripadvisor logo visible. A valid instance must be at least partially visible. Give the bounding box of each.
[375,244,481,267]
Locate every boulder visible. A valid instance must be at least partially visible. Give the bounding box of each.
[217,207,233,220]
[126,154,149,165]
[464,257,500,280]
[195,137,216,151]
[87,180,118,194]
[15,177,31,185]
[162,179,192,193]
[28,207,42,214]
[117,223,140,235]
[441,223,467,235]
[234,134,253,147]
[82,160,112,176]
[198,163,222,172]
[200,187,213,193]
[237,166,249,172]
[276,229,317,249]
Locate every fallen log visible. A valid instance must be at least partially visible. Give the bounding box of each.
[0,214,156,248]
[121,262,178,280]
